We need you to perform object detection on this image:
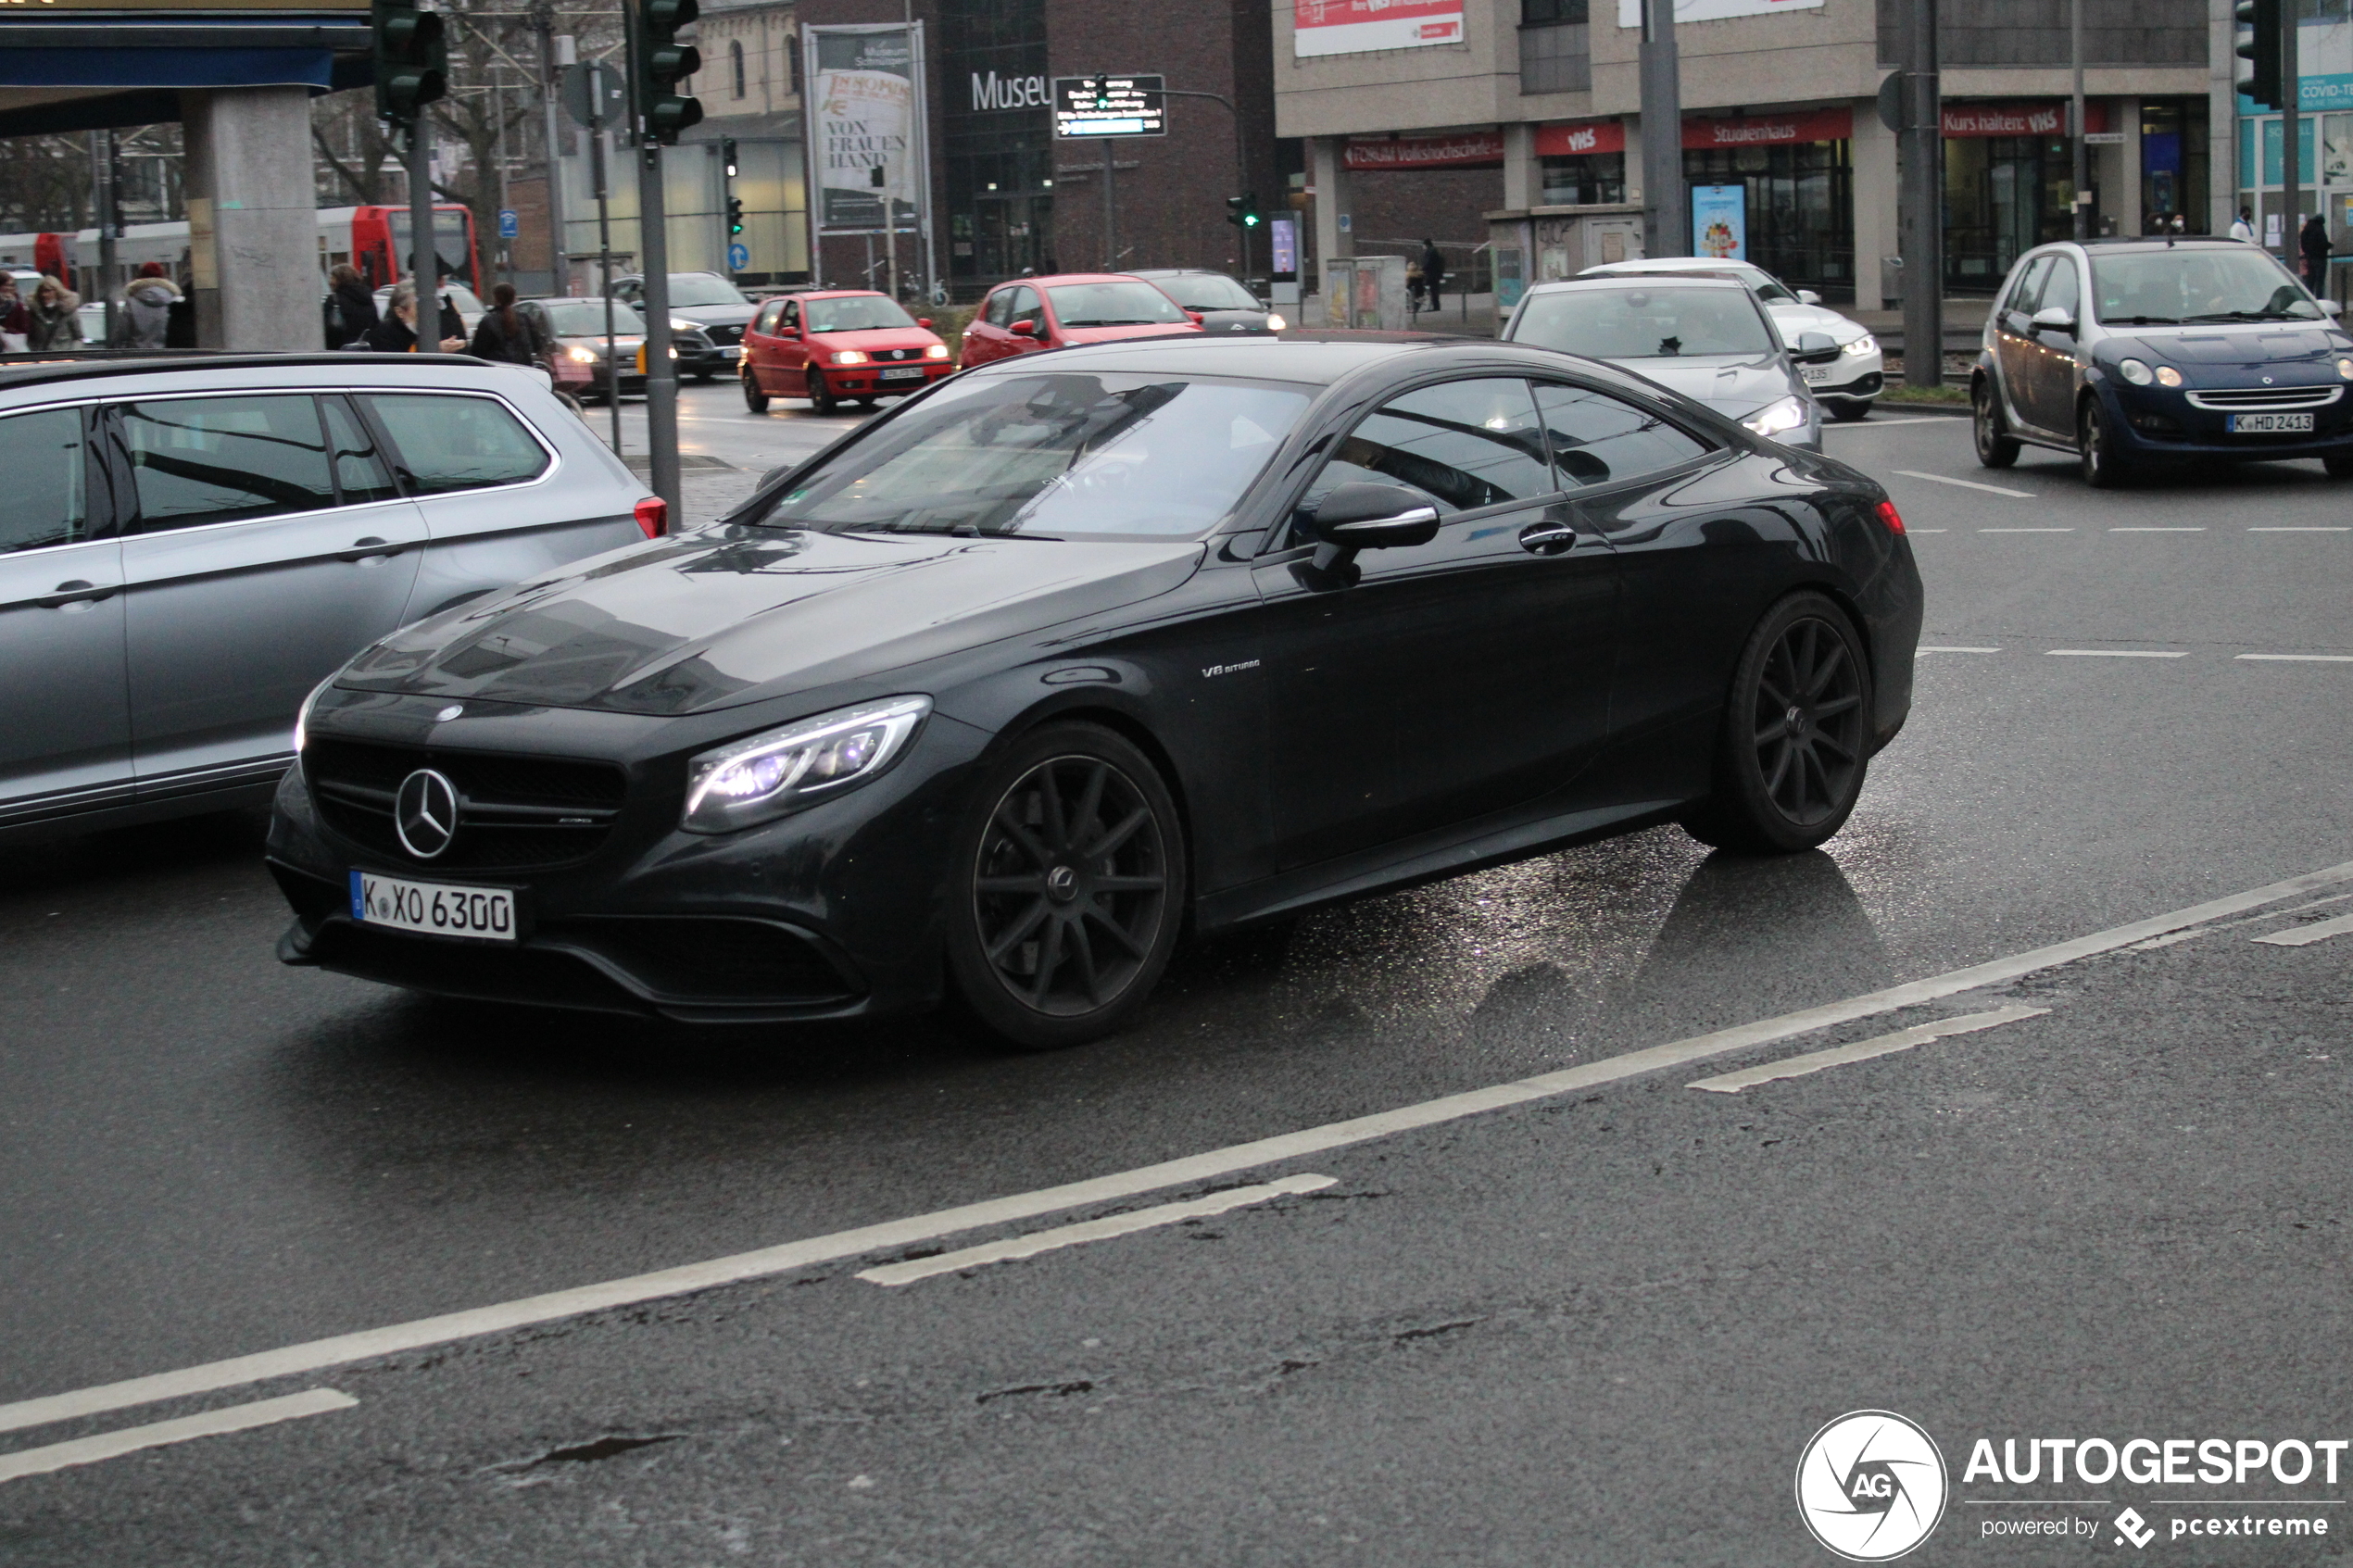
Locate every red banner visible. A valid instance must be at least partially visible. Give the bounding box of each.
[1940,100,2109,138]
[1534,119,1627,157]
[1344,132,1504,170]
[1682,107,1853,149]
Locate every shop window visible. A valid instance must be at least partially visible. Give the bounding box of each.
[2140,97,2208,234]
[1944,136,2079,293]
[1520,0,1590,95]
[1541,153,1624,206]
[1681,141,1853,301]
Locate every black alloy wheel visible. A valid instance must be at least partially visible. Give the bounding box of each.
[1683,593,1873,854]
[1973,377,2020,468]
[808,376,837,417]
[740,370,770,413]
[2079,396,2128,487]
[948,725,1186,1049]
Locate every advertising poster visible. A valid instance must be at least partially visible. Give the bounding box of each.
[1692,184,1745,261]
[1293,0,1464,58]
[1270,217,1298,275]
[805,23,925,235]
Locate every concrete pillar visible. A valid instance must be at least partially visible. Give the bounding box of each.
[1311,135,1352,325]
[2116,97,2144,234]
[1850,97,1899,309]
[1502,120,1537,211]
[181,86,323,351]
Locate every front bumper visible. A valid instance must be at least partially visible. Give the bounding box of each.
[2099,377,2353,461]
[1808,367,1884,404]
[813,362,953,397]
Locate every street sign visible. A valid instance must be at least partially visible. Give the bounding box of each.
[560,60,626,129]
[497,208,519,239]
[1053,75,1165,139]
[727,242,750,271]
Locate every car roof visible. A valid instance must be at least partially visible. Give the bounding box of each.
[790,289,892,300]
[0,352,524,397]
[2072,237,2253,254]
[989,272,1146,289]
[1584,257,1766,274]
[1126,269,1230,278]
[1526,274,1753,294]
[954,332,1687,400]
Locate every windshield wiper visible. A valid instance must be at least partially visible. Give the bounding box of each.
[1062,318,1168,328]
[2108,314,2183,324]
[2182,309,2317,323]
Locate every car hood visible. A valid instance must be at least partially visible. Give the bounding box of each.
[1616,353,1796,420]
[1059,322,1203,345]
[669,303,759,328]
[2104,326,2350,370]
[336,526,1207,716]
[1765,300,1864,342]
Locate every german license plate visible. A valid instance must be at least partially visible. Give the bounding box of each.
[1801,366,1832,385]
[721,345,742,359]
[349,870,517,942]
[2229,410,2313,433]
[879,366,925,380]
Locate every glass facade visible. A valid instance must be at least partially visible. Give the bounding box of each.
[2139,97,2208,232]
[1540,152,1624,206]
[940,0,1051,291]
[1944,135,2075,291]
[1681,141,1853,301]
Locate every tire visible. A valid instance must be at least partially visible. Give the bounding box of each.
[1973,378,2020,468]
[1827,400,1872,422]
[808,376,837,417]
[2325,453,2353,479]
[946,724,1187,1050]
[740,370,769,413]
[1681,593,1874,855]
[2079,395,2131,487]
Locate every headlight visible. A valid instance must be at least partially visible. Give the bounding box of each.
[2118,358,2154,385]
[1743,395,1809,438]
[2337,357,2353,381]
[924,344,950,359]
[833,349,871,365]
[671,319,699,332]
[292,675,336,754]
[566,345,598,363]
[1841,332,1876,357]
[681,696,930,833]
[2155,365,2183,388]
[1265,312,1289,332]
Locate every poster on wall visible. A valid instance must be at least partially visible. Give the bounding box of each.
[1294,0,1464,58]
[1615,0,1820,26]
[805,23,926,235]
[1692,185,1746,260]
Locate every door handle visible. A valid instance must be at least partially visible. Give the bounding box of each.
[335,536,400,562]
[1518,521,1579,556]
[36,579,116,609]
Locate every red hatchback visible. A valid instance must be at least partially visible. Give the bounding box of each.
[957,273,1203,370]
[740,289,953,415]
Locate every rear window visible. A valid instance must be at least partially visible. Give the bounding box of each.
[366,394,548,494]
[1513,285,1775,359]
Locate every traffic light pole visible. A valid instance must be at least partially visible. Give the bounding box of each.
[1900,0,1942,390]
[638,139,680,517]
[409,118,437,321]
[2284,14,2301,273]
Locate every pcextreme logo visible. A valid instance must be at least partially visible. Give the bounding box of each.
[1796,1411,1950,1561]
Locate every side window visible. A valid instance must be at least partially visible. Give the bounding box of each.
[321,395,399,505]
[2038,257,2082,321]
[983,288,1013,328]
[780,298,800,332]
[1009,286,1044,330]
[118,395,334,532]
[1532,383,1710,489]
[756,299,785,334]
[1299,378,1553,524]
[0,407,88,554]
[2007,256,2052,319]
[365,394,549,495]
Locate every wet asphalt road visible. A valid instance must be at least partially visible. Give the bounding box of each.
[3,392,2351,1565]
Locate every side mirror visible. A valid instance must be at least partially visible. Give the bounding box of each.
[1792,331,1842,364]
[1009,319,1038,337]
[918,317,934,328]
[2031,304,2077,334]
[2322,300,2344,318]
[1185,309,1205,325]
[1796,288,1823,306]
[1309,482,1441,569]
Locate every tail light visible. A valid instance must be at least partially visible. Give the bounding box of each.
[635,496,668,538]
[1874,499,1906,535]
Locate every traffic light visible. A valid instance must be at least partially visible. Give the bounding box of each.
[2237,0,2284,111]
[371,0,447,129]
[1226,194,1263,231]
[722,137,738,178]
[727,196,745,236]
[635,0,703,144]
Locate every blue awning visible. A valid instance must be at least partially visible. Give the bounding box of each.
[0,47,335,89]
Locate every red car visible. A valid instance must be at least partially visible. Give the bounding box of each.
[957,272,1203,369]
[740,289,953,415]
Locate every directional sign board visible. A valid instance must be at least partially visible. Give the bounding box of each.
[1053,76,1165,139]
[727,242,750,271]
[561,61,627,129]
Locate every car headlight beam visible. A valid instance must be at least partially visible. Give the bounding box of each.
[833,349,872,365]
[1743,395,1809,439]
[1265,312,1289,332]
[681,696,931,833]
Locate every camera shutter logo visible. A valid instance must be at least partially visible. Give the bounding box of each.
[1795,1411,1948,1561]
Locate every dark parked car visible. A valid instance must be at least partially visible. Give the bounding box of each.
[269,336,1921,1047]
[610,270,757,380]
[1129,269,1285,334]
[1972,237,2353,486]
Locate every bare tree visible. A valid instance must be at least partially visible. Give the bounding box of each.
[312,90,401,207]
[0,134,92,234]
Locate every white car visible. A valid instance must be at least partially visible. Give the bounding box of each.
[1579,257,1882,420]
[372,281,486,337]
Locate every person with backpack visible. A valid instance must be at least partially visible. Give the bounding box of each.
[467,282,549,367]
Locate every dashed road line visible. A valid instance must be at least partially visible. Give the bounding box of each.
[1,859,2349,1443]
[2248,526,2351,533]
[856,1175,1336,1286]
[1894,470,2038,498]
[2129,892,2353,950]
[2046,648,2187,659]
[2255,912,2353,948]
[1919,645,2002,654]
[0,1390,355,1486]
[1981,527,2074,533]
[2238,653,2353,663]
[1685,1006,2050,1094]
[2109,526,2206,533]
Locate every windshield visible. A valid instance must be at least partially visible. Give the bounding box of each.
[1514,285,1774,358]
[807,295,918,332]
[539,299,646,334]
[1151,273,1260,312]
[666,274,750,307]
[751,372,1309,540]
[2089,248,2322,324]
[1046,281,1190,328]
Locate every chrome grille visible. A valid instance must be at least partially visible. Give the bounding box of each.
[2185,385,2344,410]
[706,323,746,346]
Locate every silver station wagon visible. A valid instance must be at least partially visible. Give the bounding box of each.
[0,354,661,843]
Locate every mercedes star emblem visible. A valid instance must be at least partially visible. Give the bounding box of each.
[394,769,460,859]
[436,704,464,721]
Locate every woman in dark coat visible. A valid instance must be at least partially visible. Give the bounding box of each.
[467,282,548,366]
[2301,213,2334,296]
[324,263,379,349]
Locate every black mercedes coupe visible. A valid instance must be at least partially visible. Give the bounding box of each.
[269,336,1922,1047]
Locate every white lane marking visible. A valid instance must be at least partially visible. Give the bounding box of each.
[1919,645,2002,654]
[2255,911,2353,947]
[1906,528,1951,533]
[2238,653,2353,662]
[2248,526,2351,532]
[0,1390,354,1486]
[2129,892,2353,950]
[1894,470,2037,498]
[4,858,2351,1440]
[1980,527,2074,533]
[1824,416,1953,428]
[1686,1006,2050,1094]
[2045,648,2188,659]
[2109,526,2206,532]
[856,1175,1336,1286]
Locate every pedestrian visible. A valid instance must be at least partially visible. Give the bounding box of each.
[322,262,378,349]
[1405,259,1425,316]
[113,261,179,350]
[2230,206,2257,244]
[361,283,468,353]
[467,282,548,366]
[2301,212,2332,295]
[1418,238,1447,312]
[432,285,466,345]
[0,273,28,350]
[24,275,82,351]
